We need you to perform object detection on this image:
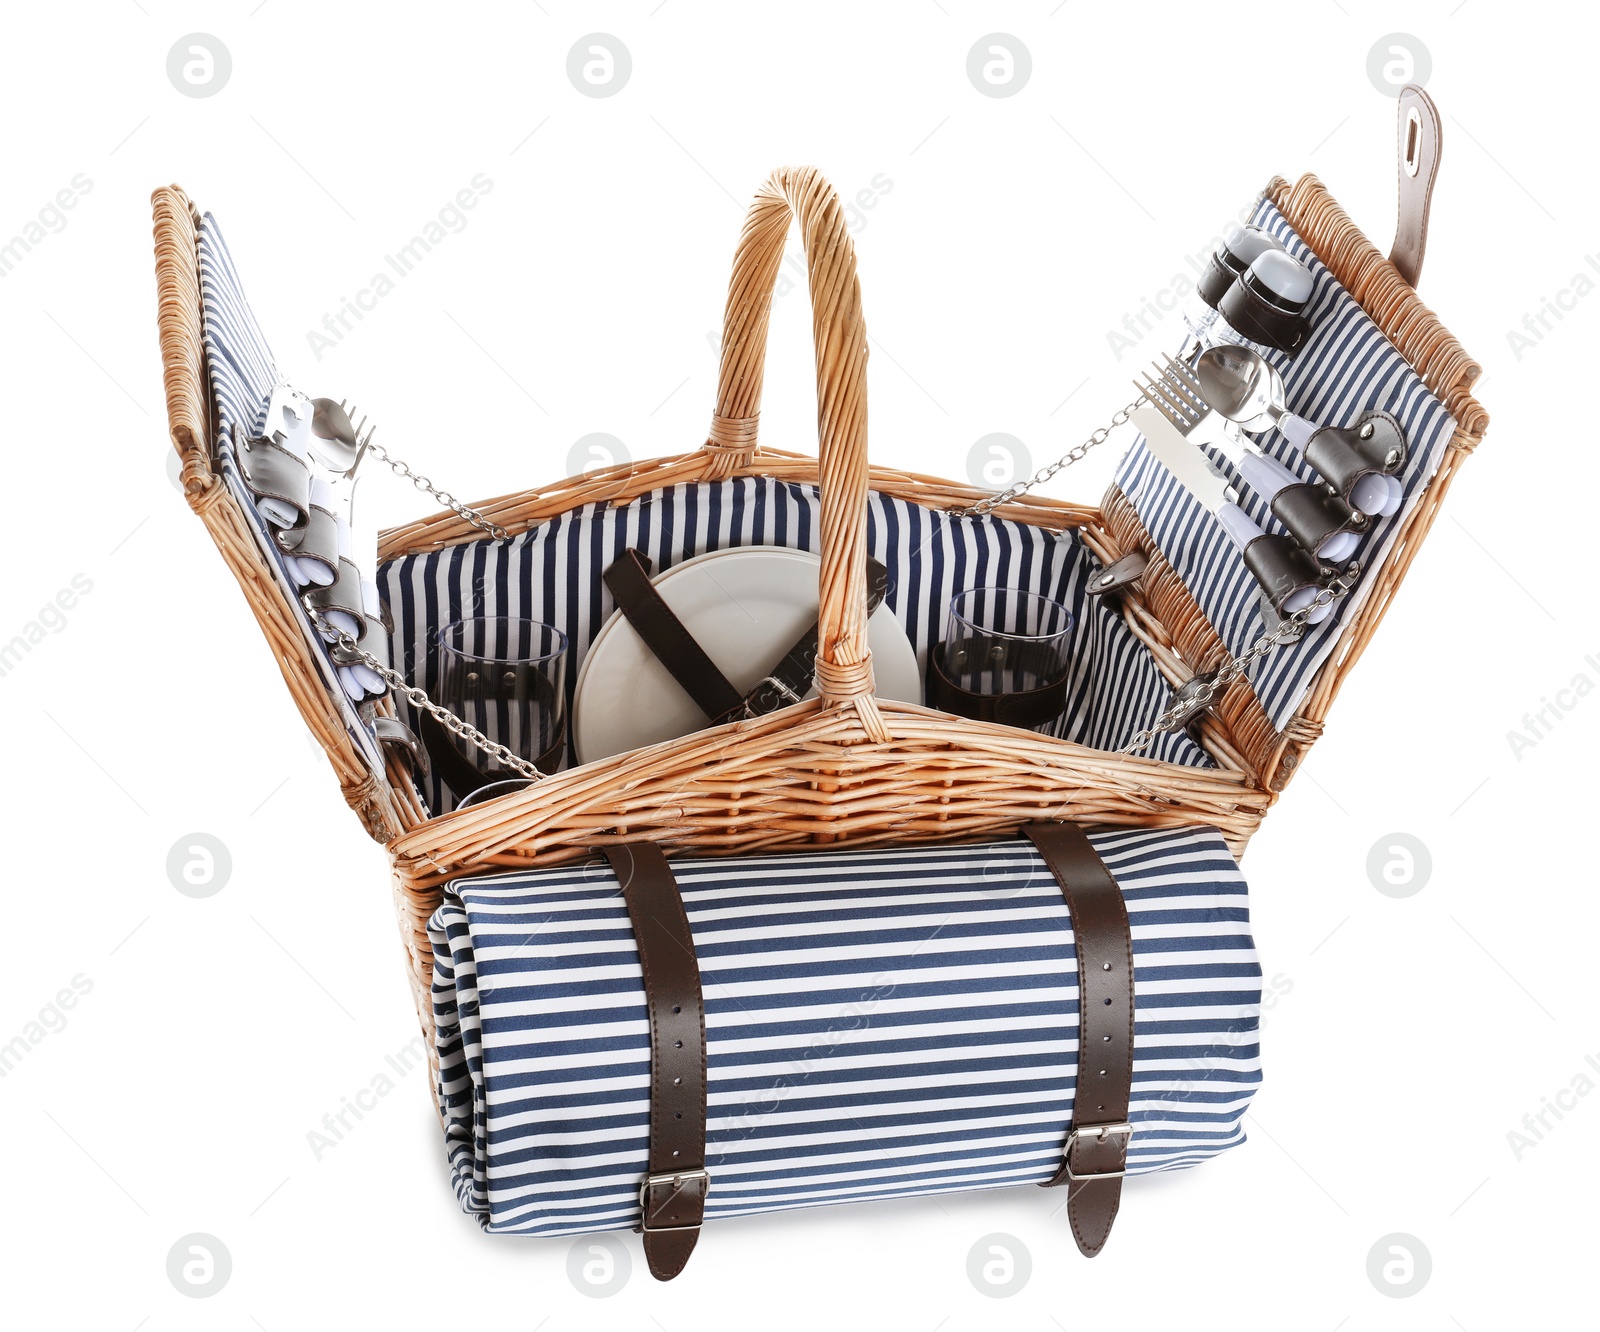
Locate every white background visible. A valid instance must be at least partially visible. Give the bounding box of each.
[1,2,1595,1327]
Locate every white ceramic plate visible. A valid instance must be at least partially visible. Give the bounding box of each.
[573,546,922,765]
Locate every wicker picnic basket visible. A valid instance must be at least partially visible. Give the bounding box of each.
[151,113,1486,1059]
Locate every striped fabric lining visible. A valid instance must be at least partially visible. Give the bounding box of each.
[192,206,1204,816]
[429,824,1262,1235]
[195,214,389,777]
[197,196,1453,812]
[380,482,1210,814]
[196,214,275,445]
[1113,196,1458,729]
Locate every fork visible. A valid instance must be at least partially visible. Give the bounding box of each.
[1139,354,1227,440]
[1138,356,1362,563]
[1142,353,1308,487]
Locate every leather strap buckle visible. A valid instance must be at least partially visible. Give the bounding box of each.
[639,1169,710,1232]
[1023,822,1136,1257]
[603,551,893,728]
[744,674,803,717]
[604,843,709,1279]
[1063,1123,1134,1182]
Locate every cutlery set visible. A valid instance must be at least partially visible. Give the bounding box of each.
[227,217,1410,778]
[1137,226,1410,627]
[239,383,390,702]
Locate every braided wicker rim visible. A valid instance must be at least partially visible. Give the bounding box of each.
[152,167,1485,1048]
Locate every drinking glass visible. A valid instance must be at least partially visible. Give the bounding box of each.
[941,588,1073,728]
[434,617,568,790]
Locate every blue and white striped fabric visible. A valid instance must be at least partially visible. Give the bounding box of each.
[198,194,1453,810]
[428,825,1261,1235]
[196,214,275,446]
[1114,195,1458,729]
[381,483,1211,813]
[195,213,390,776]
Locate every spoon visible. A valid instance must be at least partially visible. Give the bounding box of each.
[310,397,370,475]
[1193,345,1402,517]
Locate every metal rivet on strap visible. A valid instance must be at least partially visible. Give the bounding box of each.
[1102,962,1112,971]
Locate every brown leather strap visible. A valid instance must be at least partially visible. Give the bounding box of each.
[1390,84,1442,290]
[602,843,709,1282]
[1216,267,1311,357]
[603,550,746,724]
[1269,480,1361,562]
[1241,532,1326,621]
[1024,823,1136,1258]
[604,551,892,723]
[1302,410,1409,498]
[742,559,892,716]
[1085,550,1148,599]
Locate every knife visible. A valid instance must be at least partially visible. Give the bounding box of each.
[1132,408,1331,625]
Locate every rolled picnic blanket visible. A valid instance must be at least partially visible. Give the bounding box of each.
[427,824,1262,1237]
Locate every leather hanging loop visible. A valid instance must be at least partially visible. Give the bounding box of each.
[1023,823,1137,1258]
[1085,551,1148,600]
[1390,84,1442,290]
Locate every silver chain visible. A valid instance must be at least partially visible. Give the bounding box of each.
[304,602,543,781]
[361,436,510,542]
[275,388,523,775]
[315,383,1356,774]
[956,394,1147,516]
[1116,568,1360,756]
[952,387,1363,755]
[267,381,512,542]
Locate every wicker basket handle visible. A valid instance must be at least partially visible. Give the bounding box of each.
[706,167,882,733]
